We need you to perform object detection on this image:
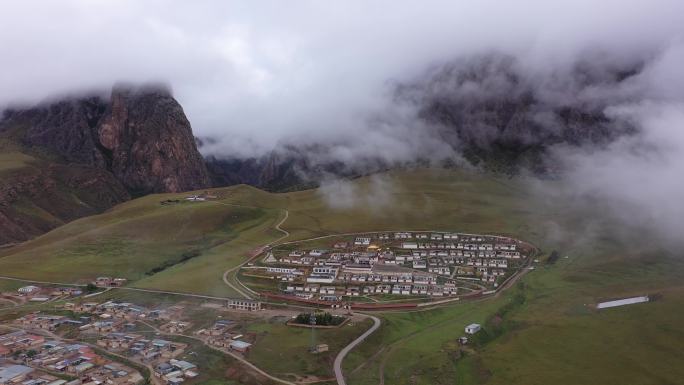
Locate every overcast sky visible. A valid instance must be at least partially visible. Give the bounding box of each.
[2,1,684,245]
[2,0,684,156]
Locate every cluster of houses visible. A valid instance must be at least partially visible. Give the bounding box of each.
[153,359,198,385]
[14,314,86,332]
[284,281,459,300]
[10,286,83,303]
[92,278,127,288]
[195,320,253,354]
[0,331,142,385]
[96,334,186,362]
[0,363,52,385]
[62,301,177,331]
[260,232,528,299]
[159,322,191,334]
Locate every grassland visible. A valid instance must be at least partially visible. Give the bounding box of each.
[0,151,36,174]
[247,317,373,381]
[2,167,684,385]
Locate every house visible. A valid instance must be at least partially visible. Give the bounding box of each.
[354,237,371,246]
[411,285,428,295]
[363,286,376,294]
[319,286,336,295]
[392,285,411,295]
[465,323,481,334]
[226,299,261,311]
[345,287,360,296]
[412,260,427,269]
[17,286,40,294]
[229,341,252,353]
[169,359,196,373]
[429,266,451,276]
[0,365,34,384]
[310,344,329,354]
[320,295,340,302]
[401,242,418,249]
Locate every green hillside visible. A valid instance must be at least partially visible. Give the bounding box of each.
[1,167,683,385]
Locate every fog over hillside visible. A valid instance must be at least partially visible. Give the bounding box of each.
[1,0,684,245]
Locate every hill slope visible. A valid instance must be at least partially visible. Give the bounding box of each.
[1,168,683,385]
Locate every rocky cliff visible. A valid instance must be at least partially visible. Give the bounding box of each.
[0,85,211,245]
[3,85,211,195]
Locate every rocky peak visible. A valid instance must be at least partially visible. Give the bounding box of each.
[1,85,211,196]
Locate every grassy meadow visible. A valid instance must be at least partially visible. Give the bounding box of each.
[1,167,684,384]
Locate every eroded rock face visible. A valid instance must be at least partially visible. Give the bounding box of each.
[95,86,211,195]
[2,85,211,196]
[0,85,211,245]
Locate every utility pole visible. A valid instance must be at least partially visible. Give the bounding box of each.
[309,311,317,353]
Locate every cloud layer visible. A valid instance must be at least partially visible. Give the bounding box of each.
[2,0,684,156]
[2,0,684,245]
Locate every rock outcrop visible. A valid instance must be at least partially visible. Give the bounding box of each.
[3,85,211,196]
[0,85,211,245]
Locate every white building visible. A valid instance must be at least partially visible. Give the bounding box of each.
[17,286,40,294]
[465,323,481,334]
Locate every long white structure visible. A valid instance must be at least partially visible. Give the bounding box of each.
[596,296,649,309]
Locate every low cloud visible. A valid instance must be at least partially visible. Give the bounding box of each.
[318,175,396,212]
[2,1,684,245]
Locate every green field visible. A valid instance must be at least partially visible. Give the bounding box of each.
[247,317,373,381]
[0,151,36,174]
[1,167,683,384]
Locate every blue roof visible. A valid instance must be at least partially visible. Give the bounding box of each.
[0,365,34,383]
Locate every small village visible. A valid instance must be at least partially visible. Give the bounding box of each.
[0,290,267,385]
[0,230,535,385]
[249,231,531,303]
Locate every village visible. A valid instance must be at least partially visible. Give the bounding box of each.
[247,231,531,303]
[0,230,535,385]
[0,290,270,385]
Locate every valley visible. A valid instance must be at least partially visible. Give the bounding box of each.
[2,168,683,385]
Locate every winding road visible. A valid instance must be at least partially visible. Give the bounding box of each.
[139,321,297,385]
[0,201,536,385]
[221,208,290,299]
[333,313,381,385]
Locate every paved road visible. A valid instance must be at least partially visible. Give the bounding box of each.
[222,208,290,299]
[333,313,381,385]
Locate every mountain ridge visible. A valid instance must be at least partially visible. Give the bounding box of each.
[0,85,211,245]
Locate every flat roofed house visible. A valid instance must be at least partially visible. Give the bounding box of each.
[0,365,34,384]
[465,323,481,334]
[229,340,252,353]
[17,286,40,294]
[226,299,261,311]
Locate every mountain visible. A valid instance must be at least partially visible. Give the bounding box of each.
[204,53,639,189]
[0,85,210,245]
[0,54,641,244]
